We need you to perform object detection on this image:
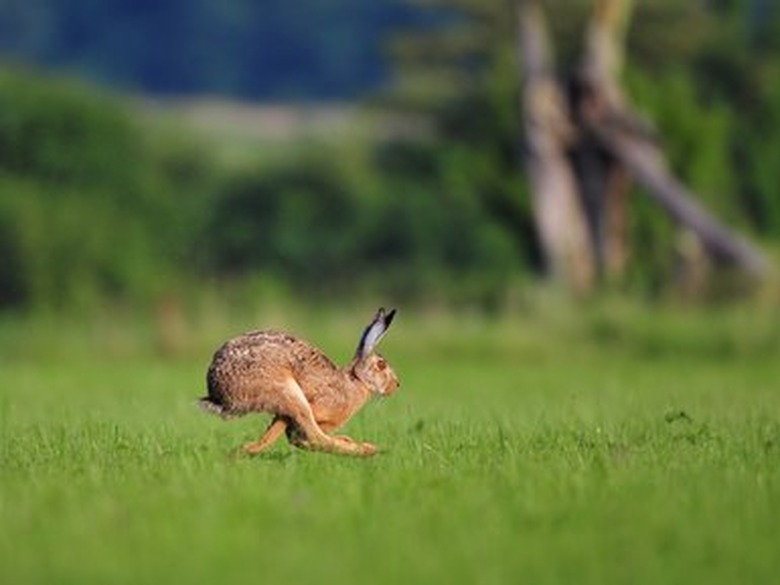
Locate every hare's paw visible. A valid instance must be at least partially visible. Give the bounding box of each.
[330,435,377,456]
[358,442,378,456]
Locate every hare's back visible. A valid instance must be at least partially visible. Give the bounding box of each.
[209,330,303,379]
[206,330,334,411]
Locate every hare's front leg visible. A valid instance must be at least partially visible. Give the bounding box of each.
[282,379,375,456]
[243,416,288,455]
[318,421,378,456]
[333,436,378,456]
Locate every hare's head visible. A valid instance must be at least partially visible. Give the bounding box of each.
[351,308,399,396]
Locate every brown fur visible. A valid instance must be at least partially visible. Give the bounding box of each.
[200,315,399,457]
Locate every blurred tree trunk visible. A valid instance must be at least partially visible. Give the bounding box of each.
[518,0,770,292]
[518,3,596,294]
[577,0,633,282]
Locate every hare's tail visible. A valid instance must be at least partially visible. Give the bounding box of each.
[198,396,237,420]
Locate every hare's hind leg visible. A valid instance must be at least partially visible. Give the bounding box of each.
[282,378,374,456]
[243,416,288,455]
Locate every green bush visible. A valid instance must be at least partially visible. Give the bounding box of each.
[0,67,524,312]
[0,69,212,310]
[0,178,162,309]
[0,70,145,191]
[204,151,522,305]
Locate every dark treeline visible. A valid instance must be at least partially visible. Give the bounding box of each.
[0,0,414,99]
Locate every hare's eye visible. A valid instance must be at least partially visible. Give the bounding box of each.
[377,359,387,371]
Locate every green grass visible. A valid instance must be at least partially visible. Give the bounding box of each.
[1,307,780,585]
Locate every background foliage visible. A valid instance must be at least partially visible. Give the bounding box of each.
[0,0,779,312]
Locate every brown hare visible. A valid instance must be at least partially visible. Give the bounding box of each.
[200,308,399,456]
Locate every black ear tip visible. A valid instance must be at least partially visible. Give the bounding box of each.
[385,308,396,326]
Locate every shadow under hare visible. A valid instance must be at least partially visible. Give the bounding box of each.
[200,308,399,456]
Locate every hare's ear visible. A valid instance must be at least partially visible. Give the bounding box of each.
[355,307,396,359]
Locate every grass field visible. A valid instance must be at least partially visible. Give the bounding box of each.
[1,304,779,585]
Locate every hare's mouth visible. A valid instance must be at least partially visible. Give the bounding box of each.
[380,379,400,396]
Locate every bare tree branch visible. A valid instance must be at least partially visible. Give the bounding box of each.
[590,117,770,276]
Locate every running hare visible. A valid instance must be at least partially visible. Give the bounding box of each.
[200,308,399,456]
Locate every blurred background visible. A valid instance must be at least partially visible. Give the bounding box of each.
[0,0,779,353]
[4,6,780,584]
